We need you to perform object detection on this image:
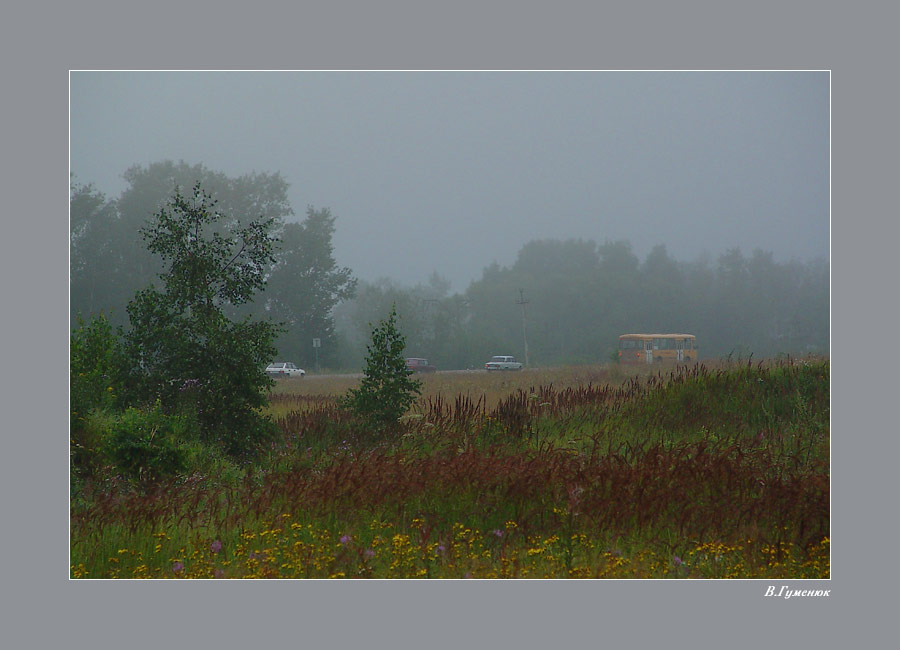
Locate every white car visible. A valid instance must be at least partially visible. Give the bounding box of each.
[265,362,306,378]
[484,355,523,371]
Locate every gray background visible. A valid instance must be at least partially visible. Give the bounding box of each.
[70,70,829,292]
[4,0,893,646]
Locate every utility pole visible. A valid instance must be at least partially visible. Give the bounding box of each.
[516,289,530,367]
[312,338,321,373]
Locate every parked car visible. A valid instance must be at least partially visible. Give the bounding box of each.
[484,355,523,371]
[406,357,437,373]
[265,362,306,378]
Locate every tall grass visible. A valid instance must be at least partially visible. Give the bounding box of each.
[71,358,829,578]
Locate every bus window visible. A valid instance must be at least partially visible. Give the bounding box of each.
[618,334,697,363]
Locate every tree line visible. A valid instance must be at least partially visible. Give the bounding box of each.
[333,239,828,369]
[72,161,829,372]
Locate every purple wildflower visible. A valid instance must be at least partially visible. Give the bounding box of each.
[179,378,200,391]
[364,549,375,559]
[673,556,683,566]
[172,561,184,574]
[340,535,351,545]
[493,529,504,538]
[210,540,222,553]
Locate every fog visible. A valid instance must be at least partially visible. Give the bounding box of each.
[70,71,829,293]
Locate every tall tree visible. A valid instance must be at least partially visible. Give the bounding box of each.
[638,244,687,333]
[70,182,127,324]
[122,182,282,457]
[70,161,295,328]
[253,207,357,367]
[712,248,753,357]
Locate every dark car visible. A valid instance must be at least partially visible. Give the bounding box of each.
[405,358,437,373]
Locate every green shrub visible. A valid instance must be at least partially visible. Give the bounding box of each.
[102,404,191,484]
[182,439,246,485]
[70,409,117,480]
[70,314,131,480]
[70,313,127,432]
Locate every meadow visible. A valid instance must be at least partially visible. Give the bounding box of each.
[70,358,829,579]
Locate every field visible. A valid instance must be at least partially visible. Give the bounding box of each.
[70,358,829,579]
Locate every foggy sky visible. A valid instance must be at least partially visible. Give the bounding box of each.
[70,71,829,292]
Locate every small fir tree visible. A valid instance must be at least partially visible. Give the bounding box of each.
[343,306,421,434]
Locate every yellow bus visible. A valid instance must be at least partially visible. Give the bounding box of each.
[618,333,697,364]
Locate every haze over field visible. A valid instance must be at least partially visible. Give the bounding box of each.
[70,71,829,293]
[69,70,832,585]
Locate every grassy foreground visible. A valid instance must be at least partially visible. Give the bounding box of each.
[70,358,829,579]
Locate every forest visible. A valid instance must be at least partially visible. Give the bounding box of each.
[71,160,829,370]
